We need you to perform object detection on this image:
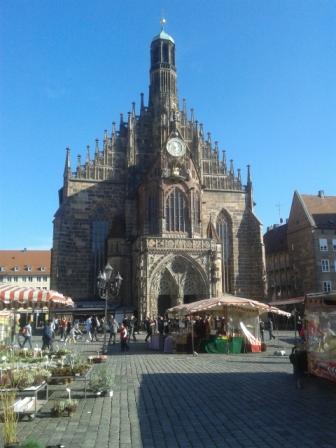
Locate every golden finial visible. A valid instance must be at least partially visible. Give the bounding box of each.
[160,17,166,31]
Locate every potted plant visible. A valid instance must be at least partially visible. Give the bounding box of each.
[1,390,19,447]
[89,366,113,396]
[11,369,35,390]
[51,400,66,417]
[64,399,78,417]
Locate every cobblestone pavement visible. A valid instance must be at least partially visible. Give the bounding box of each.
[1,331,336,448]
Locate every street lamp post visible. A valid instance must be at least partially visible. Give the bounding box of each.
[97,263,123,354]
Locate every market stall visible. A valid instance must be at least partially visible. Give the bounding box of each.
[0,285,74,336]
[167,295,289,354]
[304,292,336,383]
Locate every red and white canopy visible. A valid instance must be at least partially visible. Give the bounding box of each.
[0,285,74,309]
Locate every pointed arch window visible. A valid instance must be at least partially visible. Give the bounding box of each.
[148,192,158,234]
[191,191,200,233]
[216,212,232,293]
[166,188,187,232]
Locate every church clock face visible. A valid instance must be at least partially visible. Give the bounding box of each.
[166,137,186,157]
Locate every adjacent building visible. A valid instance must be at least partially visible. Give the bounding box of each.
[0,249,51,290]
[264,190,336,301]
[51,25,266,318]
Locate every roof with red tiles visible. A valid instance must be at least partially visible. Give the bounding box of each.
[0,250,51,275]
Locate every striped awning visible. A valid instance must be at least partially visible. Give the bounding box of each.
[0,285,74,308]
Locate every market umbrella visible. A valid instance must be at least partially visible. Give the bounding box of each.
[167,295,270,317]
[0,285,74,309]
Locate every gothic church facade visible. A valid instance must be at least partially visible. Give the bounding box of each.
[51,27,266,318]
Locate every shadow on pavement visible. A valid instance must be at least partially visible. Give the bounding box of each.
[138,371,336,448]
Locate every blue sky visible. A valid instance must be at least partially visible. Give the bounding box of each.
[1,0,335,249]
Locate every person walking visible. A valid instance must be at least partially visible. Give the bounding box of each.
[259,320,265,343]
[144,316,153,342]
[42,320,53,351]
[108,315,119,345]
[289,345,307,389]
[268,317,275,340]
[20,321,33,349]
[85,316,93,342]
[129,315,137,342]
[120,324,129,352]
[91,315,99,341]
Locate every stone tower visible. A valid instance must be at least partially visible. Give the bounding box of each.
[51,23,266,318]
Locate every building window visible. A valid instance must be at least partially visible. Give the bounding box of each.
[26,266,32,272]
[22,276,27,282]
[319,238,328,251]
[323,281,332,292]
[28,276,33,282]
[321,259,330,272]
[36,276,41,282]
[0,266,5,272]
[148,193,158,234]
[191,192,200,232]
[216,211,232,293]
[166,188,187,232]
[13,277,18,282]
[14,266,19,272]
[7,276,12,282]
[43,276,48,282]
[40,266,46,272]
[333,239,336,251]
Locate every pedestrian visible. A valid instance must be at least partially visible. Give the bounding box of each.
[60,317,67,341]
[42,320,53,351]
[259,320,265,342]
[20,321,33,349]
[85,316,93,342]
[108,315,119,345]
[91,315,99,341]
[268,317,275,340]
[120,324,129,352]
[289,345,307,389]
[129,315,137,342]
[158,316,164,335]
[144,316,153,342]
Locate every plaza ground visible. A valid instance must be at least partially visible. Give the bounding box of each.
[1,330,336,448]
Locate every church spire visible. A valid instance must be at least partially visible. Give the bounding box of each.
[63,147,71,179]
[148,19,178,115]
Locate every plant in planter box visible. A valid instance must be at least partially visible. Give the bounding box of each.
[0,390,18,446]
[64,399,78,416]
[89,366,113,395]
[51,400,66,417]
[53,348,70,358]
[11,369,35,390]
[72,361,90,376]
[33,368,51,385]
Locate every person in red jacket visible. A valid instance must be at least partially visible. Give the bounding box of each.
[120,324,129,352]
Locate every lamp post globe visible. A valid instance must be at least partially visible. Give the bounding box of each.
[97,263,122,354]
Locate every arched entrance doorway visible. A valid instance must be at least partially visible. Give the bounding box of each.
[149,255,208,317]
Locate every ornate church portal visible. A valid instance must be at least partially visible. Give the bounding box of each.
[149,255,208,316]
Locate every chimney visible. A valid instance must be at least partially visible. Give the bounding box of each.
[318,190,325,198]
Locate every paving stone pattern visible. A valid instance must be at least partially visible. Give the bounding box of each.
[1,332,336,448]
